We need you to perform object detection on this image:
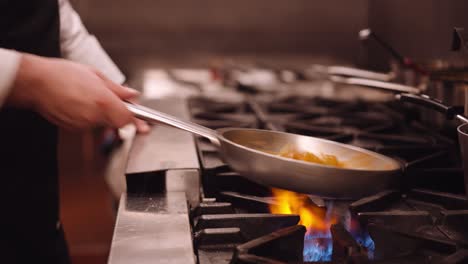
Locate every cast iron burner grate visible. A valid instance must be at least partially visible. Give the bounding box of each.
[351,189,468,263]
[188,95,467,263]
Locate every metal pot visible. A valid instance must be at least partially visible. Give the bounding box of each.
[458,123,468,197]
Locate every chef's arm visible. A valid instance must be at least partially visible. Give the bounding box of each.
[58,0,149,133]
[0,48,138,129]
[59,0,125,84]
[0,49,21,107]
[0,0,126,107]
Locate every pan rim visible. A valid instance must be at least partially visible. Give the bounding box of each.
[457,123,468,136]
[216,127,402,173]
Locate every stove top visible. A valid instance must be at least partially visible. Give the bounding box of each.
[188,95,468,263]
[110,66,468,264]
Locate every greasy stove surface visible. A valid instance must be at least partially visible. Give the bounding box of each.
[189,95,468,264]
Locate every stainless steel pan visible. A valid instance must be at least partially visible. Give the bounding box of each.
[125,102,402,198]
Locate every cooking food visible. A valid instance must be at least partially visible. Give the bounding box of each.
[278,145,344,168]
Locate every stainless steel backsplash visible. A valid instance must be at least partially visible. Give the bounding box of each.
[70,0,367,64]
[70,0,467,70]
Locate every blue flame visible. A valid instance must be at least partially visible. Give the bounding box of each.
[303,232,333,261]
[300,201,375,261]
[353,230,375,259]
[303,227,375,261]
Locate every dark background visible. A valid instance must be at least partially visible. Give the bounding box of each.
[367,0,468,70]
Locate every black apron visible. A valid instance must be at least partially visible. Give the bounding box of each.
[0,0,70,263]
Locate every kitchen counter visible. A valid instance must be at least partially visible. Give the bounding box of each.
[107,192,196,264]
[107,97,200,264]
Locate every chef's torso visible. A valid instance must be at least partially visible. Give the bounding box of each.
[0,0,69,263]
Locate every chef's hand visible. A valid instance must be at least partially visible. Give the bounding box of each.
[134,118,151,133]
[6,53,140,130]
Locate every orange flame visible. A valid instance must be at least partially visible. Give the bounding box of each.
[269,188,337,234]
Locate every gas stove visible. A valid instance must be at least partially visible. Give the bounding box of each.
[188,94,468,263]
[108,67,468,264]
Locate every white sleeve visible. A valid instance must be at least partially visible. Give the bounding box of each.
[0,48,21,107]
[59,0,125,84]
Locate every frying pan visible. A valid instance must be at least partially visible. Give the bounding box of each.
[332,76,468,197]
[125,102,402,199]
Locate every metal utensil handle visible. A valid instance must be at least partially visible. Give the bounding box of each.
[307,65,393,81]
[397,93,467,122]
[397,93,452,116]
[125,102,221,146]
[359,28,427,75]
[336,76,468,123]
[330,76,421,94]
[327,66,393,81]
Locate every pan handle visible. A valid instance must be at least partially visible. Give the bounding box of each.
[330,76,421,94]
[125,102,221,146]
[397,93,465,121]
[331,76,467,122]
[307,65,394,81]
